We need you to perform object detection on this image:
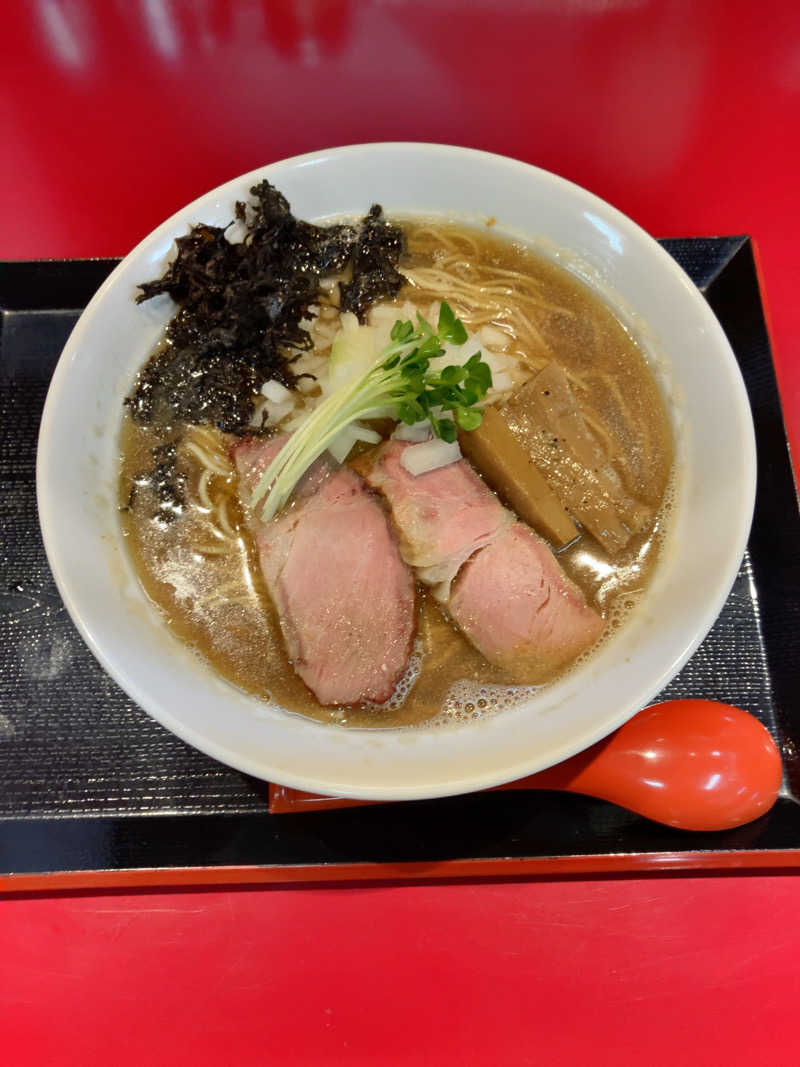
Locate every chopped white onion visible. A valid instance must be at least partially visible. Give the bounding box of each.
[296,376,319,394]
[491,371,514,392]
[328,427,357,463]
[248,398,268,427]
[401,438,462,477]
[264,398,296,427]
[249,394,296,428]
[260,379,293,403]
[313,370,330,396]
[225,220,248,245]
[393,420,431,443]
[480,325,511,350]
[293,352,327,373]
[310,322,336,343]
[351,424,382,445]
[482,351,509,374]
[327,422,383,464]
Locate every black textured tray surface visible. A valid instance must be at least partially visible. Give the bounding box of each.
[1,238,799,877]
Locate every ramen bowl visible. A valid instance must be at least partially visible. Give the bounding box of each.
[36,144,756,800]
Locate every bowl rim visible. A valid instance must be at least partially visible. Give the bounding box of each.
[36,142,757,800]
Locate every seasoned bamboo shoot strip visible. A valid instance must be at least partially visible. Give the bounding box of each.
[458,405,579,548]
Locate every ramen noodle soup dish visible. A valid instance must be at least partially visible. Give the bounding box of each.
[119,182,674,729]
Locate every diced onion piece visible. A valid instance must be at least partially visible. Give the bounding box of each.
[294,352,328,372]
[250,394,296,428]
[328,427,357,463]
[393,420,431,443]
[313,370,330,396]
[428,337,480,370]
[480,325,511,350]
[351,424,382,445]
[264,397,296,427]
[260,379,293,403]
[491,371,514,393]
[368,301,417,328]
[482,351,509,373]
[401,438,462,477]
[249,398,267,427]
[328,422,383,463]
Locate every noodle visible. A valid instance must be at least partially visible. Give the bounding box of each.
[197,468,213,509]
[194,542,232,557]
[410,225,482,258]
[180,425,242,547]
[403,268,573,315]
[183,425,234,476]
[216,497,238,539]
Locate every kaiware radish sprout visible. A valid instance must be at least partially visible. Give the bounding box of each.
[250,302,493,521]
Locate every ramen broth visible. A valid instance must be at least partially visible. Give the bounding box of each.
[119,221,674,728]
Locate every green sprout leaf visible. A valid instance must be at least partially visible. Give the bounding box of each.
[456,407,483,431]
[438,301,468,345]
[440,365,465,385]
[391,320,415,343]
[437,418,458,443]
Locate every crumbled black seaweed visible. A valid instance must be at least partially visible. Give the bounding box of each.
[126,182,406,434]
[127,442,186,525]
[339,205,407,321]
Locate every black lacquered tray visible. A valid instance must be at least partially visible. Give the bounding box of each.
[1,238,799,890]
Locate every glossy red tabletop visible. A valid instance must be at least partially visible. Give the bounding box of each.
[3,2,800,1063]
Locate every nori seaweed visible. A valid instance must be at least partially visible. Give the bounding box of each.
[339,204,406,320]
[126,181,405,435]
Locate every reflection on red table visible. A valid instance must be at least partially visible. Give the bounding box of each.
[2,1,800,1063]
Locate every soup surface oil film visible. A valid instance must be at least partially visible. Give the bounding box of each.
[119,216,674,728]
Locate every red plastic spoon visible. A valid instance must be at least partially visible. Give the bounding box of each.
[498,699,783,830]
[269,700,783,830]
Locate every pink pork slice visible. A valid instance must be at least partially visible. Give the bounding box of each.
[364,439,603,681]
[449,522,605,682]
[234,436,415,706]
[365,439,513,597]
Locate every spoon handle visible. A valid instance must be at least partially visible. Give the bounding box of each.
[495,700,782,831]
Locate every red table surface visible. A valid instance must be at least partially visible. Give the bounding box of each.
[3,2,800,1064]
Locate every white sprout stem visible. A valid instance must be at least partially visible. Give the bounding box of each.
[250,332,424,521]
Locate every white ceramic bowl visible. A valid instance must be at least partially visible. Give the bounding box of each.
[37,144,756,800]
